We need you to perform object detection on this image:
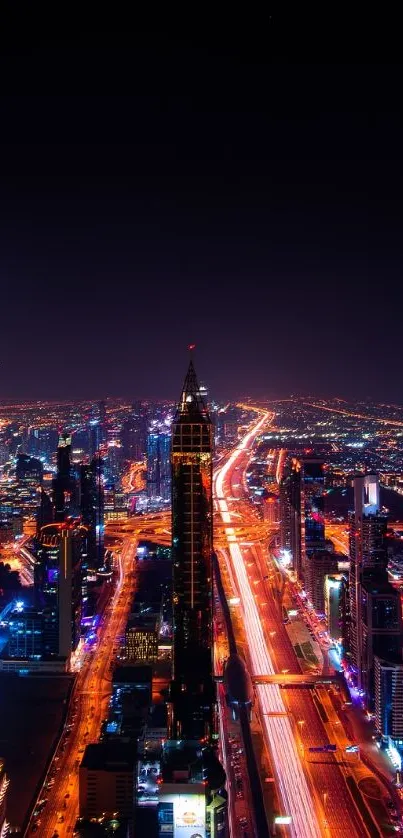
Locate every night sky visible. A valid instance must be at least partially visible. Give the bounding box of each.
[0,15,401,402]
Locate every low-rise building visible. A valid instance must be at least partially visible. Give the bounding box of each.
[79,742,135,820]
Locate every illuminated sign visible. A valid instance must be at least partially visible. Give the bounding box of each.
[274,815,292,824]
[174,793,205,838]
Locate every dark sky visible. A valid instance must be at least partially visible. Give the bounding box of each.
[0,13,401,402]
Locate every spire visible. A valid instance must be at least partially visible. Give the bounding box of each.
[175,360,210,422]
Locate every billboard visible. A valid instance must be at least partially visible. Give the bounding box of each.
[174,793,205,838]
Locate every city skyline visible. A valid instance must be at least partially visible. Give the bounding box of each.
[0,14,403,838]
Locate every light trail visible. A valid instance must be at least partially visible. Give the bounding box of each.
[214,413,322,838]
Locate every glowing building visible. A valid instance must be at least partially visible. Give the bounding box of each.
[34,522,85,660]
[158,740,227,838]
[147,429,171,500]
[80,456,104,568]
[280,456,325,581]
[348,474,388,684]
[169,360,215,741]
[375,657,403,757]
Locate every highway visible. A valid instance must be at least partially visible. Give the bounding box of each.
[214,413,366,838]
[25,536,137,838]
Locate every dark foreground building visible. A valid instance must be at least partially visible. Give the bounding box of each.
[169,360,215,741]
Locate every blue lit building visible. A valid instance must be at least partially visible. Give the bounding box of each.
[34,522,85,659]
[280,456,325,582]
[8,606,44,659]
[80,457,105,569]
[146,429,171,500]
[375,656,403,763]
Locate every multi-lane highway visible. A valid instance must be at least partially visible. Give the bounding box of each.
[25,537,137,837]
[214,412,367,838]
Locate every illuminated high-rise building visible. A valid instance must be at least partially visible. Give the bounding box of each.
[34,522,85,660]
[80,456,105,568]
[280,456,325,581]
[348,474,388,683]
[147,428,171,500]
[169,360,214,741]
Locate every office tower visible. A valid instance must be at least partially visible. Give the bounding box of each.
[280,456,325,581]
[262,491,279,524]
[279,470,292,554]
[80,456,105,568]
[146,428,171,499]
[299,457,326,579]
[122,402,149,461]
[105,441,124,484]
[88,420,102,459]
[52,433,79,521]
[169,360,214,741]
[8,606,44,659]
[374,657,403,752]
[360,575,402,706]
[28,427,59,461]
[125,617,159,662]
[324,574,348,645]
[305,550,339,613]
[348,474,388,682]
[34,522,84,660]
[36,487,54,534]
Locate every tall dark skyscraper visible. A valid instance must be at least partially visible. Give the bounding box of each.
[34,522,84,660]
[169,360,215,741]
[52,433,79,521]
[279,456,325,581]
[348,474,393,700]
[146,428,171,500]
[80,457,105,568]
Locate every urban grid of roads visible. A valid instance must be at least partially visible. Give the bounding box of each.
[12,392,401,838]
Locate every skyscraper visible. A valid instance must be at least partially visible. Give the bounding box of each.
[146,428,171,500]
[52,433,79,521]
[360,575,402,705]
[279,456,325,581]
[348,474,388,683]
[34,522,84,660]
[169,360,214,741]
[80,456,105,568]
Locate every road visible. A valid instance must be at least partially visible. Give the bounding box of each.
[214,412,367,838]
[25,536,137,838]
[303,402,403,428]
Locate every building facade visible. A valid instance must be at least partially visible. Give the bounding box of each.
[170,360,215,741]
[348,474,388,687]
[80,456,105,568]
[147,429,171,500]
[34,522,84,660]
[375,657,403,752]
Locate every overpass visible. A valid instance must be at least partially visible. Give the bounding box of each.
[253,673,339,687]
